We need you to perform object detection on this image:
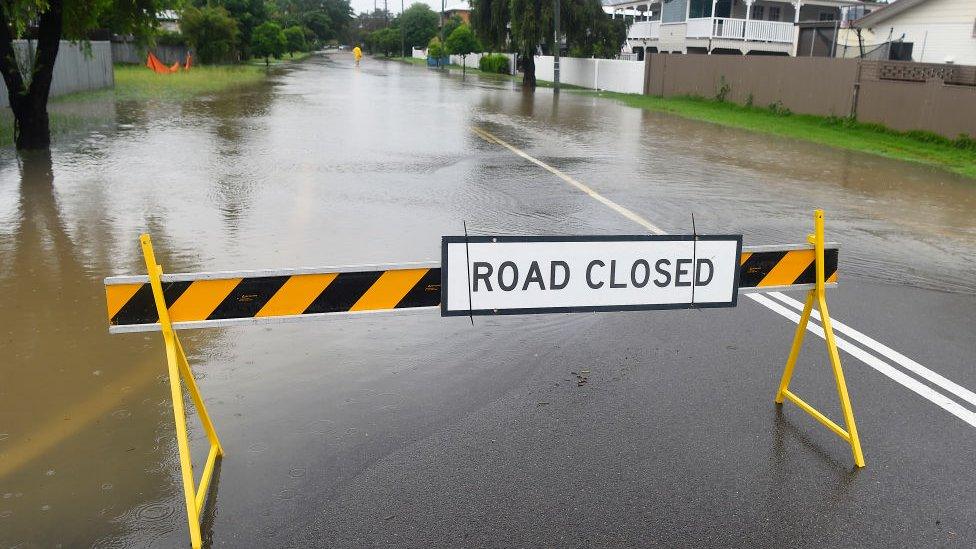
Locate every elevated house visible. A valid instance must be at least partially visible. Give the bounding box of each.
[606,0,872,57]
[444,2,472,24]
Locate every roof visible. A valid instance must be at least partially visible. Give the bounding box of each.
[852,0,928,27]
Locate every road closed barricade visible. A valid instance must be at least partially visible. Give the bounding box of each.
[104,210,857,548]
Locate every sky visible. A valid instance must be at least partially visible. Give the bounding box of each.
[349,0,465,17]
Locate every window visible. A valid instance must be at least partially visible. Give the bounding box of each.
[751,5,764,19]
[689,0,713,19]
[889,42,914,61]
[820,12,835,21]
[769,6,781,21]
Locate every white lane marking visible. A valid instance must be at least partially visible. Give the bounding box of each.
[749,293,976,428]
[471,127,667,235]
[766,291,976,408]
[473,126,976,426]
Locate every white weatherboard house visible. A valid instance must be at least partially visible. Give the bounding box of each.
[606,0,869,56]
[850,0,976,64]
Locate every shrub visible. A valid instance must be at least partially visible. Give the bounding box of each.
[479,53,510,74]
[427,36,445,65]
[715,76,730,102]
[767,100,791,116]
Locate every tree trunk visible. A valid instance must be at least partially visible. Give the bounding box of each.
[522,51,536,89]
[9,97,52,149]
[0,0,64,150]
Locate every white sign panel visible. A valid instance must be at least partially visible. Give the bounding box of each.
[441,235,742,316]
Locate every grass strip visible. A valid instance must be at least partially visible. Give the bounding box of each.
[587,92,976,180]
[111,64,268,101]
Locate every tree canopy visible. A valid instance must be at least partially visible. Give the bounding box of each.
[400,3,439,50]
[182,6,240,64]
[209,0,267,59]
[368,27,400,56]
[445,24,481,73]
[283,25,308,55]
[252,21,287,64]
[470,0,626,88]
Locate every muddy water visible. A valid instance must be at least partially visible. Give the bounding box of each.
[0,54,973,547]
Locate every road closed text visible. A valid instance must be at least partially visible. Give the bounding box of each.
[442,236,742,316]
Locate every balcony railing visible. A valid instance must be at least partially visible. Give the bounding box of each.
[628,20,661,40]
[686,17,795,44]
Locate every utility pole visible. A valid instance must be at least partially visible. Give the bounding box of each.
[440,0,446,43]
[384,0,389,26]
[554,0,561,93]
[400,0,405,57]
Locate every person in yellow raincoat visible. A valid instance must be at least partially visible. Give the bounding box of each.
[353,45,362,66]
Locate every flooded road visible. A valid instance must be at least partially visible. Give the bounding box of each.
[1,54,974,548]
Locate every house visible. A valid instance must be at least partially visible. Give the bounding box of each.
[848,0,976,64]
[444,2,471,24]
[606,0,871,57]
[157,10,180,33]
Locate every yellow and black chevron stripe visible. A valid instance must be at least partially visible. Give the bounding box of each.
[106,268,441,329]
[106,247,836,330]
[739,247,838,288]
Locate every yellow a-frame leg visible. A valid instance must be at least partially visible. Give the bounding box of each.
[141,234,225,548]
[774,211,865,468]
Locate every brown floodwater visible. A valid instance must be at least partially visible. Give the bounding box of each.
[0,54,973,547]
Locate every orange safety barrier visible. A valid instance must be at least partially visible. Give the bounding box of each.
[146,52,187,74]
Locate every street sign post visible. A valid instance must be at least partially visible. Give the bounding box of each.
[441,235,742,316]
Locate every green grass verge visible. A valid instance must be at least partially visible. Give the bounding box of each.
[387,56,429,66]
[247,50,313,66]
[585,92,976,180]
[111,64,267,101]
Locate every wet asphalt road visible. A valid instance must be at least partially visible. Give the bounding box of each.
[1,53,974,548]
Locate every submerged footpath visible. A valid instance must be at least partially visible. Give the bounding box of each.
[0,57,308,147]
[394,56,976,180]
[595,92,976,181]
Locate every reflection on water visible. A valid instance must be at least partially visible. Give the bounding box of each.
[0,54,974,547]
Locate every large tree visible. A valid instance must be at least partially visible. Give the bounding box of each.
[210,0,268,60]
[270,0,352,42]
[470,0,625,88]
[182,6,240,64]
[0,0,160,149]
[399,3,438,51]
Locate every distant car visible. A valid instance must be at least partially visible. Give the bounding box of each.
[338,45,349,51]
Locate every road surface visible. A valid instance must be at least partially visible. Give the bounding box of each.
[0,53,973,548]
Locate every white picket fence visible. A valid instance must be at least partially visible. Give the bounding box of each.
[534,56,645,94]
[0,40,113,107]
